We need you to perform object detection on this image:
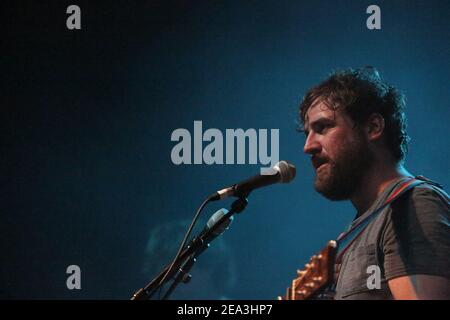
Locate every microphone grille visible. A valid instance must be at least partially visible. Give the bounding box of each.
[274,161,296,183]
[206,208,233,235]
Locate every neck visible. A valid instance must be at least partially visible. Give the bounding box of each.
[350,161,413,217]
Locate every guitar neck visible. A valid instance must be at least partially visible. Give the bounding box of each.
[280,240,337,300]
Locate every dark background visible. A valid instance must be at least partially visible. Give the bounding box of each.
[2,0,449,299]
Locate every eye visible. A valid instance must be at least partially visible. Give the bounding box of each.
[316,124,324,133]
[315,122,334,135]
[316,123,327,134]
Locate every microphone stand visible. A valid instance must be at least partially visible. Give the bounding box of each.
[131,196,248,300]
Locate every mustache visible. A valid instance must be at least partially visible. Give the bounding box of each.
[311,155,330,169]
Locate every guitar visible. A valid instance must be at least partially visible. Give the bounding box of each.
[278,240,337,300]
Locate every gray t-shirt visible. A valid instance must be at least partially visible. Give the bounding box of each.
[334,177,450,300]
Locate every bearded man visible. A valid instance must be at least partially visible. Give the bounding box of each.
[298,67,450,299]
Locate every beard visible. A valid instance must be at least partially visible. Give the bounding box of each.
[314,134,374,201]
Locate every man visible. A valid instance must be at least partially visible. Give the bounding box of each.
[298,67,450,299]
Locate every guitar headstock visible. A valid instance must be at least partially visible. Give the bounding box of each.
[278,240,337,300]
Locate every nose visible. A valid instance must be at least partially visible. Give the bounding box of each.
[303,132,321,155]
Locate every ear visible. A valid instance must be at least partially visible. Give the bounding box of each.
[364,113,385,142]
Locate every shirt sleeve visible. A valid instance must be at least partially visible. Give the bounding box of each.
[382,185,450,280]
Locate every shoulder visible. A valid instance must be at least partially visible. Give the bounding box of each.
[393,182,449,219]
[410,183,449,204]
[388,182,449,239]
[381,181,450,281]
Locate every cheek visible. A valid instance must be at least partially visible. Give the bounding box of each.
[324,133,359,159]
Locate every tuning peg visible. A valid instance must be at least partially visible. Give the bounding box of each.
[305,282,316,288]
[296,290,307,295]
[297,269,306,276]
[312,276,323,282]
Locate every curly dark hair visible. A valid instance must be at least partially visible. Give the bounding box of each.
[298,66,410,163]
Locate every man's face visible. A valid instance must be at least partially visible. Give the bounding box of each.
[303,99,373,200]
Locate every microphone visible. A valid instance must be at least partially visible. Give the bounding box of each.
[189,208,233,248]
[209,161,296,201]
[206,208,233,235]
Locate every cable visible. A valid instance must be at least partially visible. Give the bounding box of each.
[154,197,212,294]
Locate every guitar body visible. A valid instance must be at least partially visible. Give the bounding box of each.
[279,240,337,300]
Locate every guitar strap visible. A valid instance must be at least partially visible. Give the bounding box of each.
[335,177,428,263]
